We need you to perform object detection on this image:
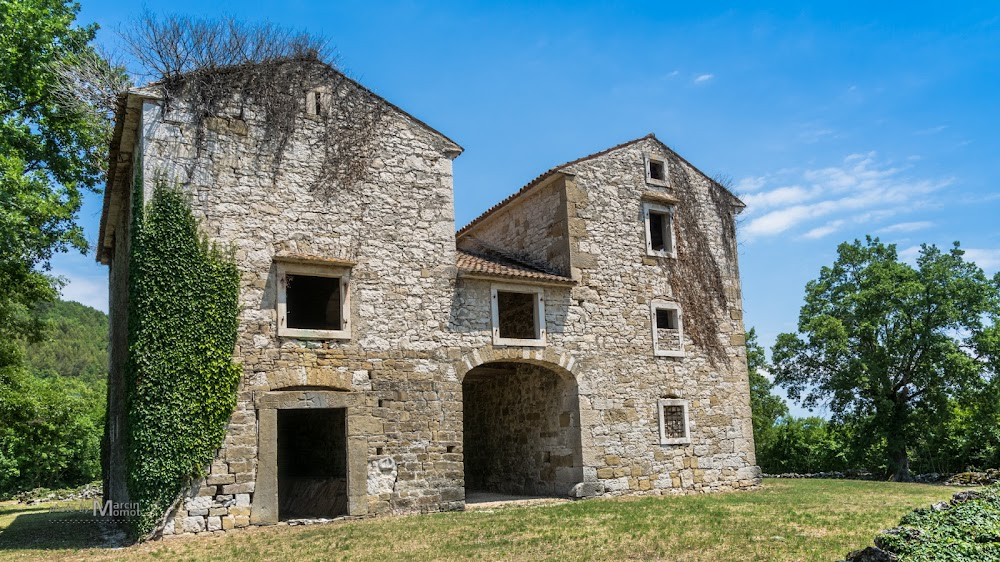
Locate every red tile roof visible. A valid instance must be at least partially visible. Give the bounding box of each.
[456,249,575,285]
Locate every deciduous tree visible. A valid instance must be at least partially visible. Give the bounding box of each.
[772,237,1000,481]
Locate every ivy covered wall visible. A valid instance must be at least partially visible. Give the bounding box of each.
[123,176,241,537]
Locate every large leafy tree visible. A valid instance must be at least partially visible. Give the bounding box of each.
[0,0,125,361]
[772,237,1000,481]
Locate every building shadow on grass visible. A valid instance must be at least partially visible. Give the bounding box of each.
[0,508,127,551]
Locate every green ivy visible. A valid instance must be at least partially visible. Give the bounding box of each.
[872,484,1000,561]
[124,175,241,538]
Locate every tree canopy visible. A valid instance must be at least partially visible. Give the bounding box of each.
[772,236,1000,481]
[0,0,125,364]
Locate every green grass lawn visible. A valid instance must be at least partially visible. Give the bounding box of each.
[0,479,968,561]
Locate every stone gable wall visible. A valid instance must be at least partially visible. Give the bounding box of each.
[457,176,571,276]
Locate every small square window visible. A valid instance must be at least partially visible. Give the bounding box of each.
[643,202,676,258]
[645,154,669,186]
[491,284,546,347]
[651,300,684,357]
[277,261,351,340]
[658,399,691,445]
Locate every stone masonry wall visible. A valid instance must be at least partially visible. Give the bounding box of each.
[133,78,469,534]
[463,363,581,496]
[559,139,759,493]
[111,78,759,535]
[457,175,570,276]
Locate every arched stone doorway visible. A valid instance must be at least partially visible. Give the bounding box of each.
[462,360,583,497]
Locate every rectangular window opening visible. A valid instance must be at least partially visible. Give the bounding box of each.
[649,159,666,181]
[286,274,342,331]
[497,291,538,340]
[649,212,671,252]
[658,399,691,445]
[651,301,683,357]
[656,308,678,330]
[662,405,686,439]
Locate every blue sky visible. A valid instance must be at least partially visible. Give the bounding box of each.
[54,2,1000,416]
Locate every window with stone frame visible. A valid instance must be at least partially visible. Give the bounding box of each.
[491,284,546,347]
[305,87,331,119]
[645,153,669,187]
[658,398,691,445]
[642,201,676,258]
[650,300,684,357]
[277,260,351,340]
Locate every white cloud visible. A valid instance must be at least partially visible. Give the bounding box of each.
[693,73,714,84]
[54,272,108,312]
[741,185,811,210]
[735,176,767,193]
[878,221,934,234]
[803,220,846,239]
[894,246,999,273]
[740,153,951,241]
[963,248,1000,272]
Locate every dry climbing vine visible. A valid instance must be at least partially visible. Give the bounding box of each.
[669,159,740,366]
[122,14,385,191]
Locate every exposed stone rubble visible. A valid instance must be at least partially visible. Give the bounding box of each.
[98,62,761,536]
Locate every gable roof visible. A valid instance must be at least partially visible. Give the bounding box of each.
[456,133,745,237]
[96,61,463,264]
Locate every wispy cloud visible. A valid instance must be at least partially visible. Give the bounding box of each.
[898,246,1000,272]
[693,73,714,84]
[963,248,1000,271]
[878,221,934,234]
[914,125,948,136]
[803,220,846,239]
[53,269,108,312]
[740,152,951,241]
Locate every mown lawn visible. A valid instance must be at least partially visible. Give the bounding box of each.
[0,479,967,561]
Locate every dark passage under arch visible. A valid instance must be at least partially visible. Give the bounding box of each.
[462,361,583,496]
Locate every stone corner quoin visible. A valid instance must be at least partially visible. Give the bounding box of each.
[98,66,761,536]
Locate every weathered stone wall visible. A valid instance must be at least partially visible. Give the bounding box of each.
[110,78,758,535]
[457,176,570,276]
[463,363,581,496]
[558,139,759,493]
[102,148,136,507]
[133,79,468,534]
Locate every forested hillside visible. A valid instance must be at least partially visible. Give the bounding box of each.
[24,299,108,384]
[0,299,107,496]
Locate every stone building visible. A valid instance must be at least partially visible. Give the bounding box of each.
[97,63,760,535]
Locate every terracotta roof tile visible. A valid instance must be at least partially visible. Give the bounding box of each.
[456,249,575,285]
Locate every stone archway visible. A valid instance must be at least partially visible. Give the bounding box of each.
[460,356,583,497]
